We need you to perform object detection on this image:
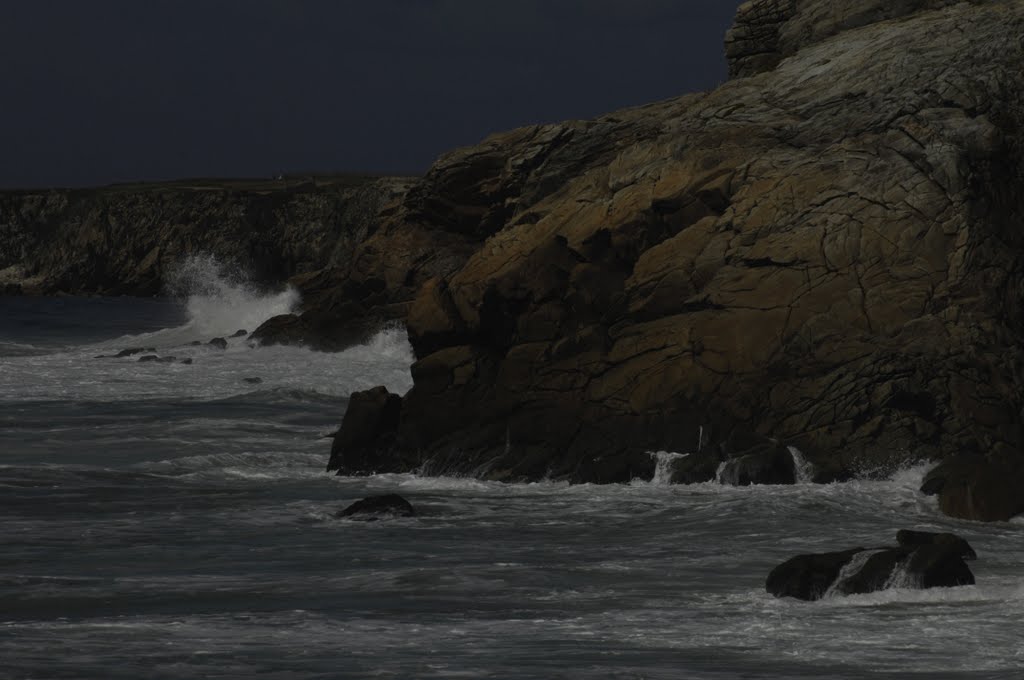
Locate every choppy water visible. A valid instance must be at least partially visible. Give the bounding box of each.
[1,262,1023,679]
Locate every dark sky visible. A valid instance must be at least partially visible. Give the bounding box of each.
[0,0,743,188]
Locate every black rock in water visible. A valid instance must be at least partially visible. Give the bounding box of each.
[337,494,415,520]
[766,531,976,601]
[180,358,194,365]
[189,341,203,346]
[208,337,228,350]
[766,548,866,601]
[328,386,402,473]
[243,377,262,384]
[138,355,176,363]
[116,347,151,358]
[897,529,977,560]
[231,329,248,338]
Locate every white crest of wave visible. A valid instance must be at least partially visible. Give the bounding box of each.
[166,254,300,339]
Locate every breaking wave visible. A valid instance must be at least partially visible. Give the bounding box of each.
[161,254,301,343]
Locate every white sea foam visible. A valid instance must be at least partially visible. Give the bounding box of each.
[824,549,883,598]
[647,450,688,486]
[787,445,814,483]
[107,254,302,347]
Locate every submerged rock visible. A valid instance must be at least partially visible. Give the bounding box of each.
[766,531,976,601]
[138,355,176,363]
[115,347,154,358]
[243,377,262,384]
[337,493,415,520]
[208,337,228,350]
[180,358,193,365]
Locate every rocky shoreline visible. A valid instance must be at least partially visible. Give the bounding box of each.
[4,0,1024,522]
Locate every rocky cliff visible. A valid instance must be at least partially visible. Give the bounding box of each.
[5,0,1023,522]
[328,0,1024,521]
[0,175,412,298]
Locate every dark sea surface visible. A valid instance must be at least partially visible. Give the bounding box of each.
[1,267,1022,679]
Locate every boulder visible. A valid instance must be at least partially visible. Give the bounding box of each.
[767,531,976,600]
[249,313,382,352]
[766,548,867,601]
[230,329,248,338]
[328,387,403,474]
[208,337,228,350]
[896,529,977,560]
[921,456,1024,522]
[336,493,415,520]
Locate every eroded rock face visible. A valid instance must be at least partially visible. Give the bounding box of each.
[335,0,1024,499]
[0,176,413,298]
[725,0,978,79]
[328,387,403,474]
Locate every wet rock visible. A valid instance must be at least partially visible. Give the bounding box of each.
[115,347,152,358]
[189,341,202,346]
[665,450,721,484]
[180,358,193,365]
[336,493,415,520]
[920,456,1024,522]
[717,442,796,486]
[767,532,976,601]
[243,377,262,384]
[766,548,867,601]
[138,355,175,363]
[249,313,382,352]
[328,387,403,474]
[208,337,228,350]
[230,329,248,338]
[897,529,977,560]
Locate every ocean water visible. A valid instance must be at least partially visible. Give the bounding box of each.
[2,265,1023,679]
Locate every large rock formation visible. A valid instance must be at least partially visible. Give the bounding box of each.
[5,1,1023,520]
[0,175,414,299]
[330,0,1024,516]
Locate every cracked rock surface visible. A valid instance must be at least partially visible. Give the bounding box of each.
[332,0,1024,520]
